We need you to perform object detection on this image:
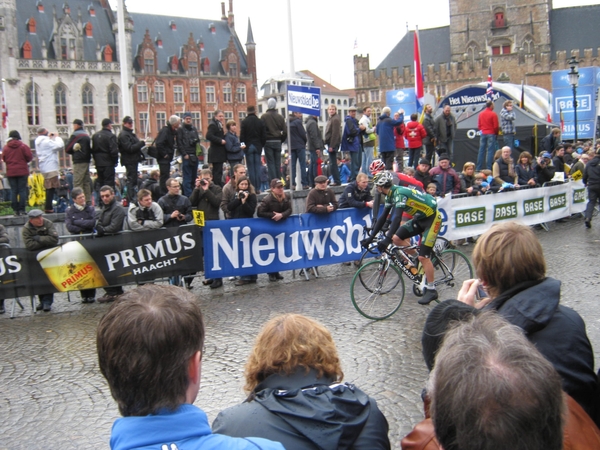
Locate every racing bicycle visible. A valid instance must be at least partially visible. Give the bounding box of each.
[350,237,474,320]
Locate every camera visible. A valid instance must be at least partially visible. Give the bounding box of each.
[178,214,185,220]
[238,191,247,200]
[200,178,208,187]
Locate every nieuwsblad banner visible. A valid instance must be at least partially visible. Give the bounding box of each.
[436,181,587,240]
[203,209,374,278]
[0,225,203,299]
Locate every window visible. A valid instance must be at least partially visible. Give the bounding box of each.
[59,24,77,60]
[188,57,198,75]
[156,112,166,130]
[82,84,94,125]
[190,86,199,103]
[223,83,232,103]
[108,85,119,124]
[26,83,40,125]
[369,90,380,102]
[238,111,246,122]
[173,85,184,103]
[206,85,215,103]
[236,84,246,103]
[491,45,511,55]
[191,112,201,130]
[494,12,505,28]
[138,112,149,135]
[224,111,233,120]
[144,50,155,73]
[137,83,148,102]
[229,62,237,77]
[54,84,67,125]
[154,82,165,102]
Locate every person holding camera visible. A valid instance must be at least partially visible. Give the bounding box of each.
[35,127,65,213]
[534,152,557,186]
[158,178,192,228]
[190,169,223,288]
[227,176,257,286]
[178,112,201,197]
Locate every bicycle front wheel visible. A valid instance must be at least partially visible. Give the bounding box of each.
[433,249,474,301]
[351,260,405,320]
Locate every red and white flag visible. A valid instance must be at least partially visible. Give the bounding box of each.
[414,27,424,108]
[1,81,7,130]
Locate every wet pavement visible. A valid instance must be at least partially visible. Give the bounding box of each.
[2,215,600,449]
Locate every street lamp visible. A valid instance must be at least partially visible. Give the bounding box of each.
[567,56,580,143]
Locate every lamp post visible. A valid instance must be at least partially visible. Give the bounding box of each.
[567,57,580,143]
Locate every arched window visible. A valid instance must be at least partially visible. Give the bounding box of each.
[82,84,94,125]
[107,85,120,124]
[154,81,165,102]
[55,84,68,125]
[59,23,77,60]
[236,84,246,103]
[26,82,40,125]
[223,83,232,103]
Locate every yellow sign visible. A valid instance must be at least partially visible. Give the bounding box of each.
[192,210,205,226]
[571,170,583,181]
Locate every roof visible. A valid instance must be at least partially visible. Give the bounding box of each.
[129,12,247,75]
[550,5,600,59]
[298,70,346,95]
[16,0,116,60]
[376,27,451,77]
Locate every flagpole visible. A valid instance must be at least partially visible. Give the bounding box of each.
[286,0,300,190]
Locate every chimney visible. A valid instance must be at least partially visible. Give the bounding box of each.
[221,2,226,20]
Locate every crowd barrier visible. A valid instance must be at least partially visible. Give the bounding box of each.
[1,180,588,301]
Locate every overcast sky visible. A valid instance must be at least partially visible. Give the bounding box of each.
[110,0,599,90]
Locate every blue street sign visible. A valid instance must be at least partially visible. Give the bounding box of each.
[287,85,321,116]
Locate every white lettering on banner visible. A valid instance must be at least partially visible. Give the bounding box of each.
[253,234,275,266]
[300,228,331,259]
[287,91,320,109]
[277,232,301,263]
[330,225,345,257]
[241,226,252,268]
[0,255,22,275]
[343,217,364,254]
[211,227,240,270]
[105,233,195,271]
[132,257,178,275]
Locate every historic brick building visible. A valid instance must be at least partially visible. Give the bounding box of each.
[354,0,600,113]
[0,0,255,169]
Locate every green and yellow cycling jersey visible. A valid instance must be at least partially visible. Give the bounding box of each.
[384,185,437,219]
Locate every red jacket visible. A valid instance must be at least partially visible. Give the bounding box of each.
[478,107,499,135]
[1,139,33,177]
[404,121,427,149]
[393,122,406,149]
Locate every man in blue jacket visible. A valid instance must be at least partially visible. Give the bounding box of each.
[376,107,404,170]
[341,106,361,181]
[97,285,285,450]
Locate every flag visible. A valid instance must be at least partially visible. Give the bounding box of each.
[486,64,493,100]
[1,81,7,130]
[559,107,564,132]
[520,80,525,110]
[547,91,552,123]
[414,27,424,109]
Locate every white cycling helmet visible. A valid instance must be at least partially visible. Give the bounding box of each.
[374,171,393,188]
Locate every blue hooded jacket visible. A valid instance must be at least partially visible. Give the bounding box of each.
[376,113,404,152]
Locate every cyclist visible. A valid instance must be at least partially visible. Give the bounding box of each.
[361,171,442,305]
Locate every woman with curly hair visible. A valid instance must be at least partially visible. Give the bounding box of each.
[213,314,390,450]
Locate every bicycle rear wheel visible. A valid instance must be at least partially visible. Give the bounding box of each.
[433,249,474,301]
[351,260,405,320]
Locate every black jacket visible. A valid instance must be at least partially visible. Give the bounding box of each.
[154,125,178,163]
[261,109,287,142]
[118,127,145,166]
[534,161,556,185]
[305,116,324,152]
[213,369,390,450]
[288,115,307,150]
[189,182,222,221]
[483,278,600,425]
[96,199,125,235]
[240,113,266,149]
[583,156,600,188]
[158,194,192,227]
[339,181,373,208]
[65,129,92,164]
[140,178,161,202]
[227,192,257,219]
[206,118,227,164]
[177,123,200,157]
[65,204,96,234]
[91,127,118,167]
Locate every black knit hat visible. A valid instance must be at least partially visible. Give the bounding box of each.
[8,130,21,140]
[422,300,478,371]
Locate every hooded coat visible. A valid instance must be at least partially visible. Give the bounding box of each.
[213,369,390,450]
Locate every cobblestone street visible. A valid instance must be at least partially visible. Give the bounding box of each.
[2,217,600,449]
